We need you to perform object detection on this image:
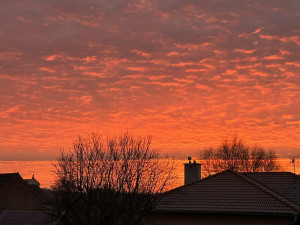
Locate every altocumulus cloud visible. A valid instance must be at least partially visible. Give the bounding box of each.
[0,0,299,160]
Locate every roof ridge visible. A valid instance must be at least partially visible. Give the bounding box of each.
[242,171,300,176]
[161,170,229,196]
[242,171,300,187]
[242,172,300,207]
[231,170,300,213]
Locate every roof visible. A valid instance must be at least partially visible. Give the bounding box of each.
[24,175,40,186]
[155,170,300,216]
[0,173,52,211]
[0,173,19,189]
[243,172,300,206]
[0,211,54,225]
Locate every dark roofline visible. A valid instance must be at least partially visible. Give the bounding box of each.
[242,172,300,210]
[243,171,300,178]
[0,172,48,210]
[0,173,20,178]
[158,170,300,215]
[241,171,300,185]
[235,171,300,213]
[0,173,22,188]
[0,173,19,175]
[160,169,229,197]
[242,171,300,184]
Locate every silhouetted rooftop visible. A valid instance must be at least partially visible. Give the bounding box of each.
[243,172,300,206]
[0,173,19,189]
[155,170,300,216]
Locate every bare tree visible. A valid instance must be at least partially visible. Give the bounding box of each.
[52,133,175,225]
[200,136,280,176]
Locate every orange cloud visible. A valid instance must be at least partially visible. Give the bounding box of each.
[0,0,299,160]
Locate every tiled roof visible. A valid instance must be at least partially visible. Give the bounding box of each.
[0,173,19,188]
[155,170,300,216]
[0,211,54,225]
[243,172,300,206]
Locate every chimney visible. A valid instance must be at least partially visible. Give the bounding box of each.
[184,156,201,185]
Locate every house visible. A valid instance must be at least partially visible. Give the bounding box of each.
[24,174,40,186]
[150,161,300,225]
[0,173,45,212]
[0,173,56,225]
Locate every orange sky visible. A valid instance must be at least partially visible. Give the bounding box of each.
[0,1,299,160]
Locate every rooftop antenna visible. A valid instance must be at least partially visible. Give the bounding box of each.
[289,155,298,185]
[289,156,298,173]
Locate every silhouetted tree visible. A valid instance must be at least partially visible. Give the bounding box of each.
[200,136,280,176]
[52,133,175,225]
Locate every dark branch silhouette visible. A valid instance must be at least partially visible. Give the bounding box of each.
[200,136,280,176]
[52,133,175,225]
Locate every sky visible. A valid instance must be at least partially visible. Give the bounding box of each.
[0,0,299,160]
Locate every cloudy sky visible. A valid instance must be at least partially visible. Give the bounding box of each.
[0,0,299,160]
